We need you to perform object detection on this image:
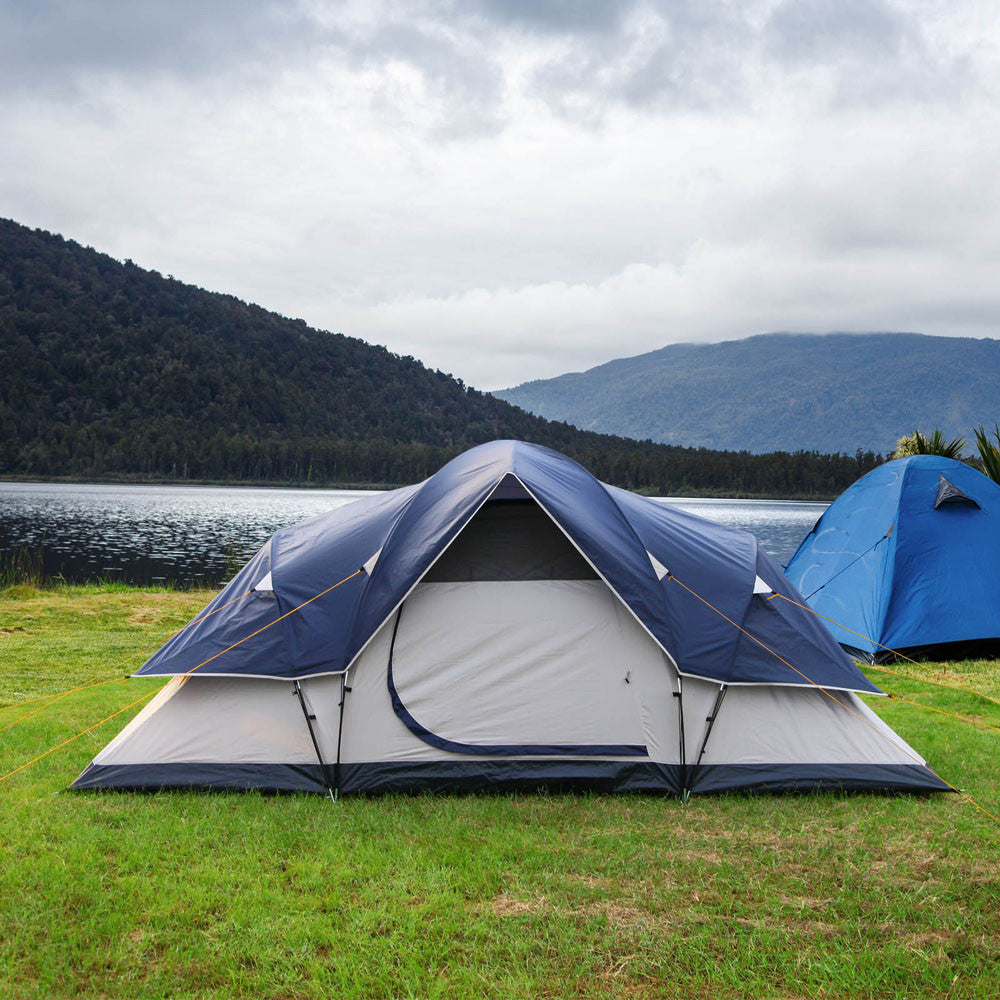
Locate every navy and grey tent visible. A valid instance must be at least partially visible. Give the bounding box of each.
[785,455,1000,662]
[74,441,945,796]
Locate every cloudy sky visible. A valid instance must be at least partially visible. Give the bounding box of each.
[2,1,999,388]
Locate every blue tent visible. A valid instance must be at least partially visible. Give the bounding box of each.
[74,441,945,796]
[785,455,1000,660]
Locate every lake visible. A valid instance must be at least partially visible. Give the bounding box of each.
[0,481,827,586]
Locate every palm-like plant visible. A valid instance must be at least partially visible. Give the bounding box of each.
[973,424,1000,484]
[911,428,966,459]
[893,428,966,460]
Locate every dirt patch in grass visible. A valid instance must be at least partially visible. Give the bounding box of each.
[485,893,553,917]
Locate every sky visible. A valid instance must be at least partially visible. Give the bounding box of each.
[2,0,1000,390]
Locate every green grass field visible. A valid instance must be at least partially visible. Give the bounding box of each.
[1,585,998,999]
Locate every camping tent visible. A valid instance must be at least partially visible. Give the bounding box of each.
[785,455,1000,661]
[74,441,945,797]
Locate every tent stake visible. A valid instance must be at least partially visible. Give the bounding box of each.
[293,681,336,803]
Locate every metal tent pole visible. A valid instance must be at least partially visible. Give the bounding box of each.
[674,675,688,802]
[333,670,352,801]
[293,680,336,803]
[694,683,729,770]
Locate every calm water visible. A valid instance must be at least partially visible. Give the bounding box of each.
[0,481,826,586]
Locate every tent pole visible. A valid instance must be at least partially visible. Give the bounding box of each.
[293,680,336,803]
[694,683,728,771]
[674,675,688,802]
[333,669,352,802]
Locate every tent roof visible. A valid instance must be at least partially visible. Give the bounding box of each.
[137,440,876,693]
[785,455,1000,654]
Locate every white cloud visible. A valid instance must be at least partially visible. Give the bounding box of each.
[2,0,1000,389]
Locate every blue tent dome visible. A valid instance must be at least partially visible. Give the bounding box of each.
[138,439,876,693]
[785,455,1000,660]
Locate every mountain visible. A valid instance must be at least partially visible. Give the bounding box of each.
[495,332,1000,455]
[0,218,880,497]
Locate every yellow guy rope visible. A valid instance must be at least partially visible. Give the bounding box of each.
[169,569,362,677]
[1,681,123,715]
[0,678,129,735]
[123,588,258,664]
[0,568,363,785]
[1,588,255,712]
[0,687,169,786]
[0,588,256,733]
[666,573,1000,829]
[768,591,1000,711]
[883,694,1000,734]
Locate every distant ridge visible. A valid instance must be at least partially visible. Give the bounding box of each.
[495,332,1000,454]
[0,218,880,497]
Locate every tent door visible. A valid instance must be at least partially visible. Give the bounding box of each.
[386,580,652,757]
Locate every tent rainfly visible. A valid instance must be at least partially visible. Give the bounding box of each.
[74,441,946,797]
[785,454,1000,662]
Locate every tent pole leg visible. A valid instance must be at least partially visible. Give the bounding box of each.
[674,675,688,803]
[693,684,728,783]
[333,670,352,802]
[293,680,336,803]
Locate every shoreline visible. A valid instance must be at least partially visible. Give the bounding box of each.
[0,474,838,503]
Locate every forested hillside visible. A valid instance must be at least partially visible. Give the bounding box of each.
[0,219,881,497]
[497,332,1000,454]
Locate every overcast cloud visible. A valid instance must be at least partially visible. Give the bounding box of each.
[2,0,999,388]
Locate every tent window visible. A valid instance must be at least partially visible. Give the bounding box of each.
[424,500,598,582]
[934,475,980,510]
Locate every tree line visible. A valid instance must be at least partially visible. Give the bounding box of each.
[0,218,883,497]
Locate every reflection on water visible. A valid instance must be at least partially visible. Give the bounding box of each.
[0,483,367,586]
[0,481,826,586]
[663,496,826,566]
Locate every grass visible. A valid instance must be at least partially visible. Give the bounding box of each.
[1,586,998,999]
